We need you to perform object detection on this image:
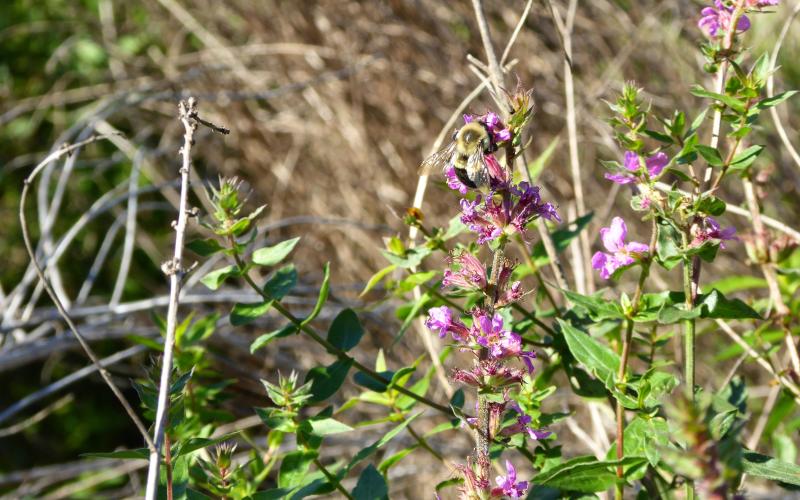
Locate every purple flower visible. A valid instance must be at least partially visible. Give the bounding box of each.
[471,311,537,371]
[466,112,512,144]
[485,154,510,186]
[460,196,504,244]
[495,259,524,307]
[699,1,751,38]
[491,461,528,498]
[745,0,779,7]
[591,217,649,279]
[442,251,488,291]
[445,165,470,195]
[605,151,669,185]
[424,306,470,341]
[692,217,737,249]
[501,402,553,440]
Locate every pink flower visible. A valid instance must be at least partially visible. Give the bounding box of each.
[445,165,470,195]
[605,151,668,184]
[495,259,524,307]
[465,112,512,144]
[500,402,552,440]
[472,311,537,371]
[491,461,528,498]
[424,306,470,340]
[699,1,751,38]
[591,217,649,279]
[745,0,778,7]
[692,217,737,249]
[442,251,488,291]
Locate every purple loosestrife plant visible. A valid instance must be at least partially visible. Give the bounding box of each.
[421,96,556,498]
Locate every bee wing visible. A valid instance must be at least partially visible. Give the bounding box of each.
[418,142,456,176]
[465,149,490,187]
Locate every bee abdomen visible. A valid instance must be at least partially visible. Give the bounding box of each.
[454,167,477,188]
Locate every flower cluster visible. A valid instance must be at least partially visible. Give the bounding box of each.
[442,251,523,307]
[425,307,536,373]
[698,0,779,39]
[459,183,560,244]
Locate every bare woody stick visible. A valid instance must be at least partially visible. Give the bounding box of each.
[145,98,227,499]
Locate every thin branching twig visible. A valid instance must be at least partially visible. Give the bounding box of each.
[18,134,156,452]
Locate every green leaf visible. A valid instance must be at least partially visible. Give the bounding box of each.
[527,136,560,181]
[606,416,670,467]
[186,238,225,257]
[729,145,764,172]
[742,451,800,486]
[700,289,761,319]
[381,247,431,269]
[695,195,726,216]
[392,291,431,345]
[360,264,397,297]
[230,301,273,326]
[531,213,593,267]
[534,455,647,493]
[756,90,798,110]
[353,370,394,393]
[340,413,421,477]
[82,448,149,460]
[643,129,674,144]
[252,237,301,267]
[278,450,318,488]
[561,290,625,321]
[264,265,297,300]
[251,324,297,353]
[306,359,353,402]
[302,263,330,326]
[328,309,364,352]
[308,417,353,436]
[200,265,239,290]
[695,145,724,167]
[181,313,219,345]
[690,85,747,113]
[352,465,388,500]
[174,432,240,458]
[558,319,619,390]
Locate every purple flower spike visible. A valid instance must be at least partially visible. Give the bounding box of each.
[591,217,649,279]
[491,461,528,498]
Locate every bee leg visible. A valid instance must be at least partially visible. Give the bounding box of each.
[454,167,478,189]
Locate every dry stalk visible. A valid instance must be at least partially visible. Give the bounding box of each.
[18,134,156,452]
[145,97,202,498]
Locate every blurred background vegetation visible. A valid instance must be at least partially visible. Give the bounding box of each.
[2,0,800,497]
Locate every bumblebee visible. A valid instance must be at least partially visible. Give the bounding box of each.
[418,121,497,189]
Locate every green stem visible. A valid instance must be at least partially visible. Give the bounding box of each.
[227,237,452,415]
[682,231,696,401]
[313,458,353,499]
[615,217,657,499]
